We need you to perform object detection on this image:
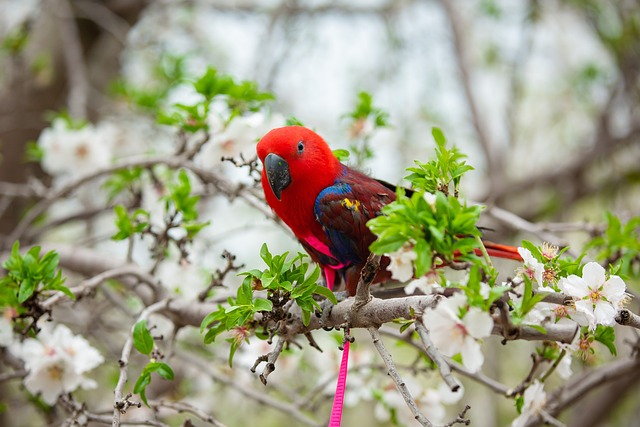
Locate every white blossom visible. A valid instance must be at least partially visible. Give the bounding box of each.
[0,313,14,347]
[511,380,547,427]
[556,353,573,380]
[10,323,104,405]
[559,262,627,330]
[517,247,545,286]
[386,244,417,282]
[423,192,437,210]
[197,111,286,169]
[404,273,440,295]
[422,293,493,372]
[157,256,209,299]
[38,119,114,178]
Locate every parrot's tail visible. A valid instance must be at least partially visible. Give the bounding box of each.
[479,241,523,261]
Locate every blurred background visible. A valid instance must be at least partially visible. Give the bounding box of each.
[0,0,639,426]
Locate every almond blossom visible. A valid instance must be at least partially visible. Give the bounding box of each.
[422,293,493,372]
[512,380,547,427]
[386,244,417,282]
[517,247,544,286]
[559,262,627,330]
[0,313,14,347]
[10,323,104,405]
[38,119,114,178]
[404,273,440,295]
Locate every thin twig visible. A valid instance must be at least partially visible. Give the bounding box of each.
[149,400,227,427]
[379,327,510,395]
[368,327,434,427]
[113,299,171,427]
[176,350,320,427]
[414,318,460,392]
[255,336,287,385]
[42,265,160,309]
[540,349,567,383]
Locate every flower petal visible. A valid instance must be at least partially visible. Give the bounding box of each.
[602,276,626,306]
[581,262,605,290]
[460,337,484,372]
[463,308,493,339]
[593,302,616,326]
[559,275,589,299]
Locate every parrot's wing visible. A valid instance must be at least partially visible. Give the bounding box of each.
[314,169,395,264]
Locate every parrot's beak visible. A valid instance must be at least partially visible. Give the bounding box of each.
[264,153,291,201]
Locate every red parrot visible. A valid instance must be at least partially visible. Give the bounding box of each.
[256,125,521,296]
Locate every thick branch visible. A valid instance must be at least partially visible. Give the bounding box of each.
[615,309,640,329]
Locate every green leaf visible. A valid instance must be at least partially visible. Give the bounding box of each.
[133,320,154,355]
[515,395,524,414]
[153,362,175,380]
[432,127,447,146]
[285,116,304,126]
[18,278,35,303]
[594,325,617,356]
[133,371,151,406]
[253,298,273,312]
[313,285,338,305]
[413,238,433,277]
[520,240,543,261]
[333,148,350,162]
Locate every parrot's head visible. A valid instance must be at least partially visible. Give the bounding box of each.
[257,126,342,204]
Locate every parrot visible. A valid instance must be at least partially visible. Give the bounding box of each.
[256,125,522,296]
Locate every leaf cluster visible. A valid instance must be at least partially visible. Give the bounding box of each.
[110,54,188,111]
[200,244,336,366]
[111,170,210,244]
[159,67,274,133]
[345,91,389,128]
[405,128,474,196]
[586,212,640,281]
[343,91,389,165]
[368,190,483,276]
[0,242,72,305]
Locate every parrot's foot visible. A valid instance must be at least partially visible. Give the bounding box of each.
[316,291,349,329]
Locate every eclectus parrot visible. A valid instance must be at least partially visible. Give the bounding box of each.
[256,125,521,296]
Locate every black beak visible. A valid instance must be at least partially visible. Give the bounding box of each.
[264,153,291,201]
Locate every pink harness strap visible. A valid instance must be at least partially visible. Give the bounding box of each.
[324,266,349,427]
[329,340,350,426]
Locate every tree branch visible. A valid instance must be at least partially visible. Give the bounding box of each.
[113,299,171,427]
[368,327,435,427]
[414,318,461,392]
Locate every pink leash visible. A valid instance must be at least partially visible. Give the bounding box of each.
[325,268,349,427]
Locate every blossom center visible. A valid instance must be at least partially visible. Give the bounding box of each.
[553,305,569,319]
[48,364,64,380]
[524,267,536,281]
[588,289,602,303]
[75,144,89,159]
[453,322,468,338]
[44,345,56,357]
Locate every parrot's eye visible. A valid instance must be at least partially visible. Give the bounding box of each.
[297,141,305,154]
